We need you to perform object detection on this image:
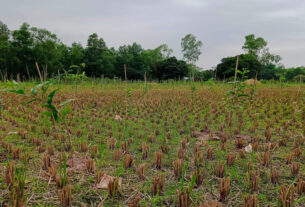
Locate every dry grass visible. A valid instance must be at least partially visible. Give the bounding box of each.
[0,84,304,206]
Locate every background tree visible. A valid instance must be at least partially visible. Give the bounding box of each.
[242,34,267,57]
[242,34,281,77]
[181,34,203,80]
[85,33,107,77]
[0,21,10,80]
[1,21,304,82]
[10,23,34,79]
[215,54,263,80]
[285,67,305,81]
[142,44,173,79]
[115,43,148,80]
[31,27,62,78]
[98,47,116,78]
[155,57,188,80]
[68,42,85,67]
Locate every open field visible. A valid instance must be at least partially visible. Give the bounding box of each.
[0,82,305,207]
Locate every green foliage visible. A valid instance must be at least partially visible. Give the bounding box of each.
[59,153,68,187]
[0,97,3,111]
[216,54,262,80]
[225,68,251,109]
[181,34,203,64]
[0,21,10,78]
[181,34,203,80]
[242,34,281,74]
[1,80,74,124]
[1,21,304,83]
[155,57,188,80]
[59,63,87,83]
[194,69,214,81]
[242,34,267,57]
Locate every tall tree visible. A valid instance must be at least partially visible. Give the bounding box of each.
[116,42,148,80]
[242,34,281,67]
[0,21,10,80]
[85,33,107,76]
[242,34,267,57]
[181,34,203,80]
[69,42,85,67]
[142,44,173,79]
[11,23,34,79]
[215,54,263,80]
[155,57,188,80]
[31,27,62,77]
[98,48,116,78]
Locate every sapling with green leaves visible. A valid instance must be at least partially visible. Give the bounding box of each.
[226,68,250,109]
[2,80,74,125]
[225,68,252,132]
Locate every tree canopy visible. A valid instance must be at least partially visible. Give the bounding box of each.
[0,21,189,81]
[0,21,303,82]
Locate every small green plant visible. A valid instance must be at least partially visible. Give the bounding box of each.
[0,98,3,109]
[59,153,68,187]
[190,84,196,98]
[115,161,125,177]
[142,82,149,96]
[226,68,250,109]
[2,80,74,125]
[9,166,26,207]
[60,63,86,84]
[126,88,132,98]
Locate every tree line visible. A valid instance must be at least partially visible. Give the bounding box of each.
[215,34,305,82]
[0,21,304,82]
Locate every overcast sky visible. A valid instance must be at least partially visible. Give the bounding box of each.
[1,0,305,69]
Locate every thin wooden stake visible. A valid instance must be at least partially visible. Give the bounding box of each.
[234,55,239,84]
[35,62,43,83]
[124,64,127,82]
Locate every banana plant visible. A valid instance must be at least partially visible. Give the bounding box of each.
[2,80,74,125]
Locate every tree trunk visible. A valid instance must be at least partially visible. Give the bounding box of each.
[26,63,31,80]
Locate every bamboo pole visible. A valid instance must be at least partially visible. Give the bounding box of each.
[124,64,127,82]
[35,62,43,83]
[234,55,239,84]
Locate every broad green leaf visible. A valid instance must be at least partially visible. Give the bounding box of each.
[12,80,19,86]
[59,99,75,107]
[42,111,52,117]
[47,89,59,105]
[35,81,50,89]
[237,94,249,97]
[60,106,71,119]
[25,99,38,105]
[69,65,78,69]
[6,80,14,87]
[30,87,37,96]
[42,104,58,121]
[3,89,25,95]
